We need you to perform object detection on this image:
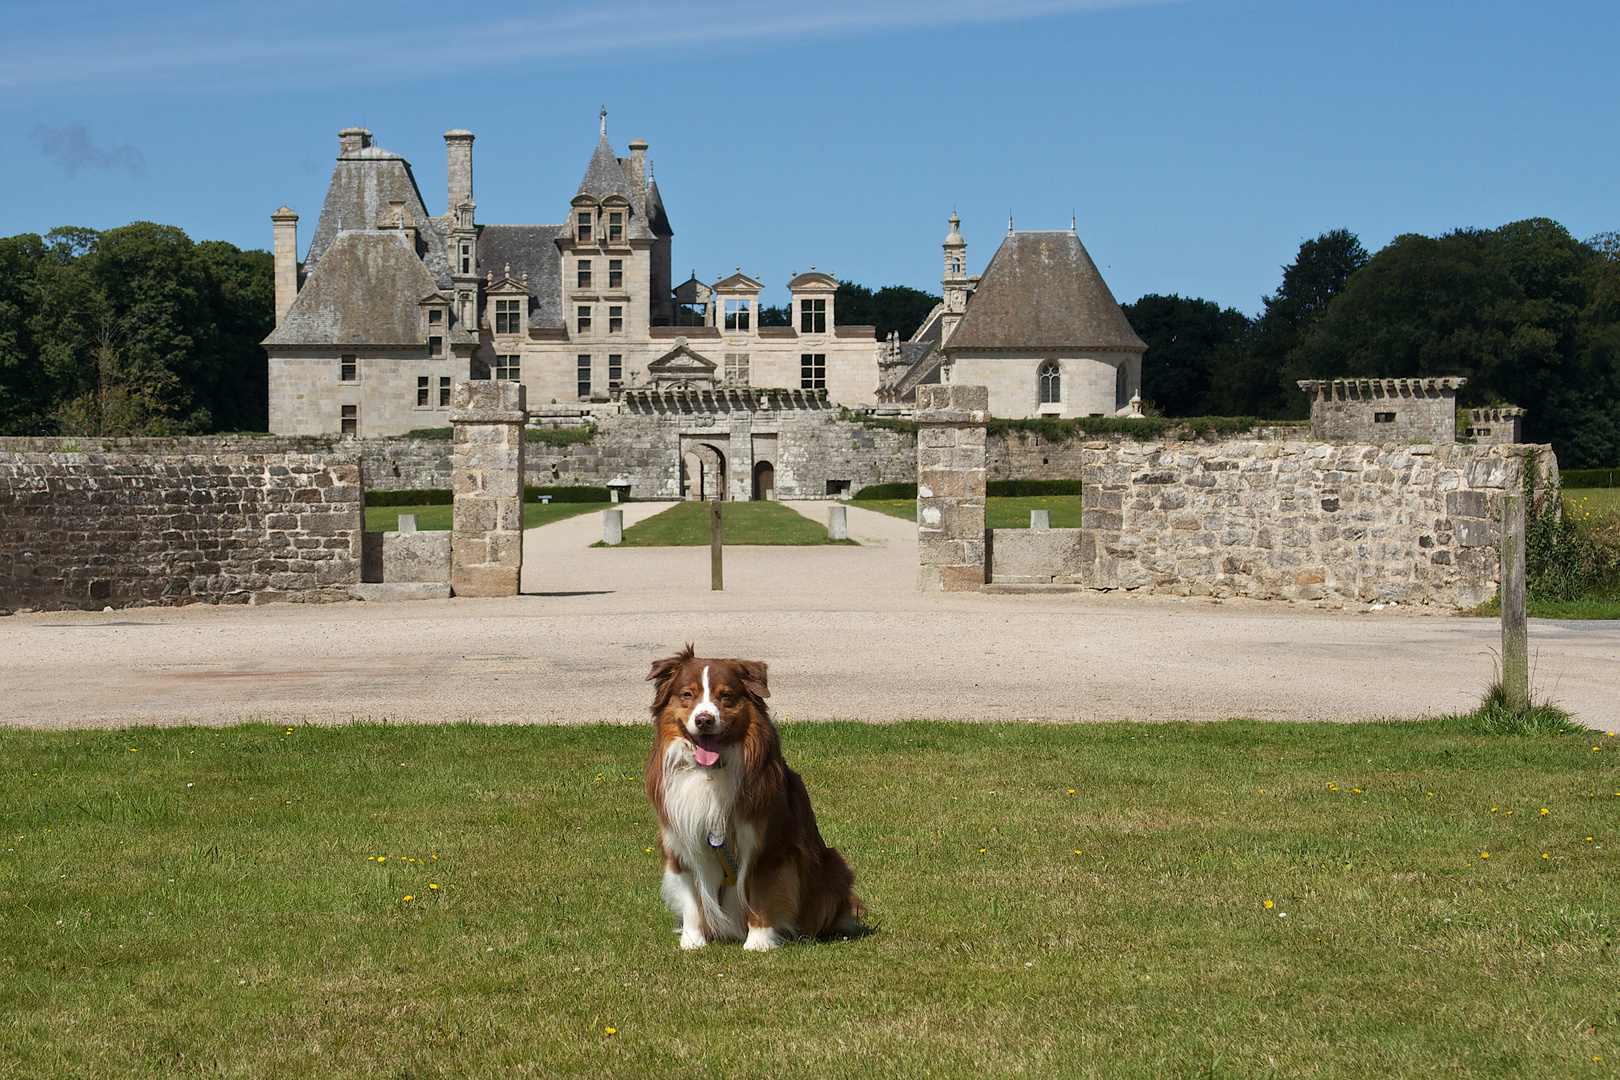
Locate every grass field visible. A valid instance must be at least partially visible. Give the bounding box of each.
[1564,488,1620,517]
[365,502,612,533]
[851,495,1083,528]
[2,719,1615,1078]
[611,500,857,546]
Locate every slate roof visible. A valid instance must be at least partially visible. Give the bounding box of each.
[645,176,672,237]
[266,231,437,347]
[304,142,451,288]
[575,133,656,241]
[478,224,566,328]
[946,231,1145,352]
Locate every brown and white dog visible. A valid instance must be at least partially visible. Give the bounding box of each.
[645,645,864,951]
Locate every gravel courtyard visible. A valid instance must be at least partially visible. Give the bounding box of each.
[2,503,1615,730]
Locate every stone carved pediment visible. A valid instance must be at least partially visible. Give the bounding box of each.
[647,338,718,390]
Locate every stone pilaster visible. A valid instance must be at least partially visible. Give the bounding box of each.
[451,381,527,597]
[916,384,988,591]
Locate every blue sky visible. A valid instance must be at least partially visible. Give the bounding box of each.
[1,0,1615,316]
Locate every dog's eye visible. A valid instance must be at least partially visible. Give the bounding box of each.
[681,690,693,701]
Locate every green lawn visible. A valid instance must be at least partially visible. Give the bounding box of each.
[611,500,857,546]
[0,719,1615,1077]
[1564,487,1620,519]
[365,501,613,533]
[850,495,1084,528]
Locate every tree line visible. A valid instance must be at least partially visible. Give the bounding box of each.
[0,223,273,436]
[1123,220,1620,468]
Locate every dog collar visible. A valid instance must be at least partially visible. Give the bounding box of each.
[707,830,739,887]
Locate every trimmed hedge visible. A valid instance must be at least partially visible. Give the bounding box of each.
[398,427,453,440]
[1561,468,1619,489]
[525,485,612,503]
[528,423,599,448]
[366,488,451,507]
[852,482,918,500]
[987,479,1082,497]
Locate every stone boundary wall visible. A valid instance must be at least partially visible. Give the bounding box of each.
[0,449,362,611]
[0,436,451,493]
[1076,439,1554,607]
[987,424,1309,483]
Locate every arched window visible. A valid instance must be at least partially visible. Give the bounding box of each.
[1038,361,1060,404]
[1116,361,1129,410]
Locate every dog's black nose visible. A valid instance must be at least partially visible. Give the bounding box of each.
[693,713,716,731]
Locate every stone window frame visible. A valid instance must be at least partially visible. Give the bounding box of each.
[341,404,358,436]
[577,305,592,334]
[340,354,357,382]
[416,376,430,408]
[1374,411,1397,424]
[1039,361,1060,405]
[576,212,592,243]
[725,352,751,387]
[494,355,521,382]
[799,298,826,334]
[725,299,751,332]
[494,299,523,336]
[577,354,592,399]
[428,335,444,357]
[609,305,624,333]
[608,258,623,289]
[608,353,623,388]
[607,210,624,243]
[459,243,472,275]
[800,352,826,390]
[577,259,592,289]
[438,376,451,407]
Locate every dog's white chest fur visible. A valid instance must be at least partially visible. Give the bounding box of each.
[659,741,756,945]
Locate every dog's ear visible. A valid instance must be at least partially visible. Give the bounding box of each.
[735,659,769,701]
[647,644,696,714]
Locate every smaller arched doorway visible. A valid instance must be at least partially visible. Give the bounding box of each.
[752,460,775,501]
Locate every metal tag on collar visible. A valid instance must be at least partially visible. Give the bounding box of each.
[708,830,739,887]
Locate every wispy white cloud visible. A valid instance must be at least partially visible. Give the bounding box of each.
[30,123,146,177]
[0,0,1183,91]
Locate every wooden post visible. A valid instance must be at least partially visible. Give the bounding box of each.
[710,499,723,591]
[1501,491,1528,710]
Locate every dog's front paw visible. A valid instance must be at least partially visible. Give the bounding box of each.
[743,925,781,952]
[679,928,708,950]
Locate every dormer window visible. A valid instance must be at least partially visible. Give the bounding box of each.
[725,300,751,332]
[577,212,593,242]
[428,309,443,325]
[460,244,471,275]
[428,335,443,357]
[577,260,592,289]
[609,259,623,289]
[608,211,623,242]
[799,298,826,334]
[495,299,522,335]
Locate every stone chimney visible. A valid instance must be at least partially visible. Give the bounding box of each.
[339,127,371,155]
[271,207,299,327]
[628,138,648,202]
[445,129,475,211]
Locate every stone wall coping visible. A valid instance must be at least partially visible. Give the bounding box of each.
[1298,377,1467,397]
[450,409,528,424]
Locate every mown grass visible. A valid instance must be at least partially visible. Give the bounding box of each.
[849,496,1083,528]
[1564,488,1620,515]
[1,720,1616,1078]
[365,502,612,533]
[611,501,857,546]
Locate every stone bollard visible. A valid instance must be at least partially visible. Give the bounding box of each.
[1030,509,1050,530]
[450,381,527,597]
[397,513,418,534]
[828,504,848,540]
[603,507,624,545]
[916,384,989,591]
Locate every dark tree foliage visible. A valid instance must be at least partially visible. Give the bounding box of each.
[0,223,273,436]
[758,304,791,327]
[1121,294,1251,417]
[1226,228,1370,418]
[834,281,940,340]
[1293,219,1620,466]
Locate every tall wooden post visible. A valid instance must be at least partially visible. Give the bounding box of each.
[710,499,723,591]
[1500,491,1528,709]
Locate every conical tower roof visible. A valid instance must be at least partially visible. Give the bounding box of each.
[947,230,1145,352]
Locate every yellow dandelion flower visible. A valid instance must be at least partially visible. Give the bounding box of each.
[1353,788,1363,794]
[1480,852,1489,859]
[1593,747,1602,752]
[1491,807,1498,812]
[1264,900,1274,909]
[129,748,137,752]
[1427,792,1434,797]
[1587,837,1595,842]
[1073,850,1082,855]
[403,895,414,902]
[645,846,654,853]
[429,884,438,890]
[1506,811,1513,815]
[605,1027,617,1034]
[1541,808,1549,815]
[1067,789,1075,795]
[979,848,987,854]
[1542,853,1550,859]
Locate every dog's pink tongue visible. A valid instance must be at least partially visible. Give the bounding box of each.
[693,735,722,767]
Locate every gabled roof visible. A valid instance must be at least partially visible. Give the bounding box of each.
[478,224,566,328]
[266,231,437,347]
[787,271,837,290]
[673,275,711,305]
[713,273,762,293]
[946,230,1146,353]
[304,138,451,288]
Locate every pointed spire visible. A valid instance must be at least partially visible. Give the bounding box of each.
[1008,212,1014,235]
[945,211,963,245]
[599,106,607,137]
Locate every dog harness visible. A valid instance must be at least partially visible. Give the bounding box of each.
[707,829,739,888]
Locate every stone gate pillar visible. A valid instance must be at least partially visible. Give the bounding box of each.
[916,384,989,591]
[451,381,527,597]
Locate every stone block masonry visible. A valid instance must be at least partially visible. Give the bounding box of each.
[916,384,989,591]
[451,381,526,597]
[0,449,362,610]
[1077,439,1554,608]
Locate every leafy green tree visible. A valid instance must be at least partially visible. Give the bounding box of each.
[758,304,791,327]
[834,281,940,340]
[1121,294,1251,417]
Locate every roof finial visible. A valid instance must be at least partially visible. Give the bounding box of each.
[1008,212,1014,235]
[647,159,655,181]
[599,106,607,137]
[1071,213,1076,232]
